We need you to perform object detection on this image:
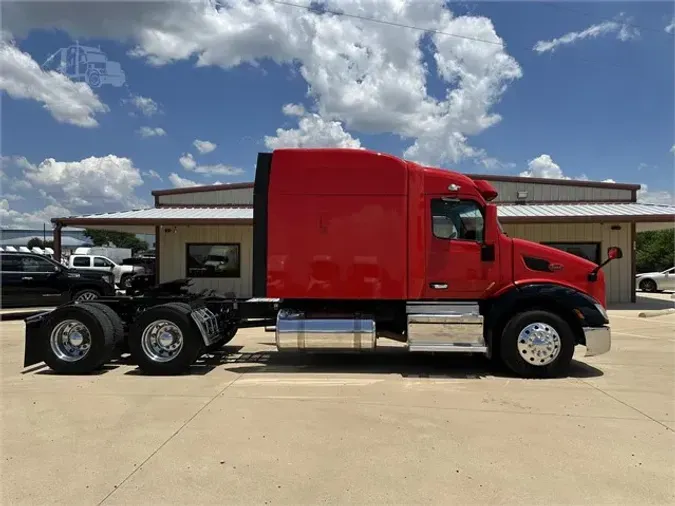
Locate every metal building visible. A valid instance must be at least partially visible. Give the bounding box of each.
[52,174,675,304]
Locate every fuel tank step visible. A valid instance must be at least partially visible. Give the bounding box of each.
[406,303,485,353]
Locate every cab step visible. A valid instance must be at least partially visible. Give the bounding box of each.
[406,303,486,353]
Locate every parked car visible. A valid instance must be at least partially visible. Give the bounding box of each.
[68,254,147,289]
[636,267,675,292]
[1,251,115,308]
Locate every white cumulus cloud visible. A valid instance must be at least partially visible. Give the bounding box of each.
[0,39,108,127]
[665,18,675,34]
[179,153,197,170]
[265,103,362,149]
[533,16,639,54]
[169,173,199,188]
[124,94,160,116]
[519,154,566,179]
[637,185,675,205]
[137,126,166,138]
[19,154,145,211]
[2,0,522,166]
[143,169,163,180]
[0,200,74,229]
[193,139,217,154]
[178,152,242,176]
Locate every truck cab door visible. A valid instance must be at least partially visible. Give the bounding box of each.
[423,196,498,299]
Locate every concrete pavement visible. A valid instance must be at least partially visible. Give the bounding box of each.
[1,309,674,505]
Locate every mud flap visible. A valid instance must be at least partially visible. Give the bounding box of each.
[23,311,51,368]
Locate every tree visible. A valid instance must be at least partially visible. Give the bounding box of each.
[26,237,54,249]
[636,229,674,274]
[83,229,149,254]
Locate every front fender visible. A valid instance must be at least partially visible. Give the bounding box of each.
[485,282,608,336]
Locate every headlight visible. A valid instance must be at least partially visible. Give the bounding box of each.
[594,303,608,322]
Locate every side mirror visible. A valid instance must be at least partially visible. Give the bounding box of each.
[607,247,623,260]
[589,246,623,281]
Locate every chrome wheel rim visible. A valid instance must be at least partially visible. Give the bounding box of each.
[76,291,98,301]
[517,322,561,366]
[141,320,184,363]
[50,319,91,362]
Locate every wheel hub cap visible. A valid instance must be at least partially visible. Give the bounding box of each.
[517,322,561,366]
[68,331,84,347]
[50,320,91,362]
[141,320,184,362]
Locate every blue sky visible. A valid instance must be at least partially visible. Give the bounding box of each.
[1,0,673,228]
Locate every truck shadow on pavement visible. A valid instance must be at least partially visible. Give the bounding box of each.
[212,349,604,380]
[30,346,604,379]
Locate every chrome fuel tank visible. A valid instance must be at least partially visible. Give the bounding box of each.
[275,310,376,351]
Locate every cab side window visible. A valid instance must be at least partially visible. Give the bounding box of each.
[72,256,90,267]
[1,255,22,272]
[431,199,484,242]
[21,255,56,273]
[93,257,113,268]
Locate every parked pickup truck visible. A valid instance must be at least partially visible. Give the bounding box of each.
[1,251,115,308]
[68,254,147,289]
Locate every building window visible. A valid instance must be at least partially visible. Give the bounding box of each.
[431,198,484,242]
[186,243,241,278]
[542,242,600,264]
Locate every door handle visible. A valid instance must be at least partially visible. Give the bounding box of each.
[430,282,448,290]
[22,276,33,281]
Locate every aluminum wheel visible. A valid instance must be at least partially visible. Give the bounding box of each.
[140,320,184,363]
[76,291,98,301]
[517,322,561,366]
[50,319,92,362]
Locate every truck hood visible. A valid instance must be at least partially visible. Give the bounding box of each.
[511,238,606,306]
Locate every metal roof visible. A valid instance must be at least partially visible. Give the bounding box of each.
[53,202,674,226]
[54,206,253,225]
[497,203,675,222]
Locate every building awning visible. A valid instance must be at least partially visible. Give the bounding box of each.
[52,202,674,230]
[52,206,253,234]
[497,202,675,223]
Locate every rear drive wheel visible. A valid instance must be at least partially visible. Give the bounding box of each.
[83,302,125,345]
[500,310,575,378]
[73,288,100,302]
[639,278,657,292]
[128,303,202,375]
[43,304,115,374]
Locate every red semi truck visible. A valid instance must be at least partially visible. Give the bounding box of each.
[23,149,619,378]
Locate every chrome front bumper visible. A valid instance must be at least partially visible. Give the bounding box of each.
[583,326,611,357]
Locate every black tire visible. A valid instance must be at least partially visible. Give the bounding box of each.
[205,325,238,352]
[500,310,575,379]
[639,279,657,292]
[72,288,101,302]
[43,304,115,374]
[128,303,202,375]
[83,302,125,345]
